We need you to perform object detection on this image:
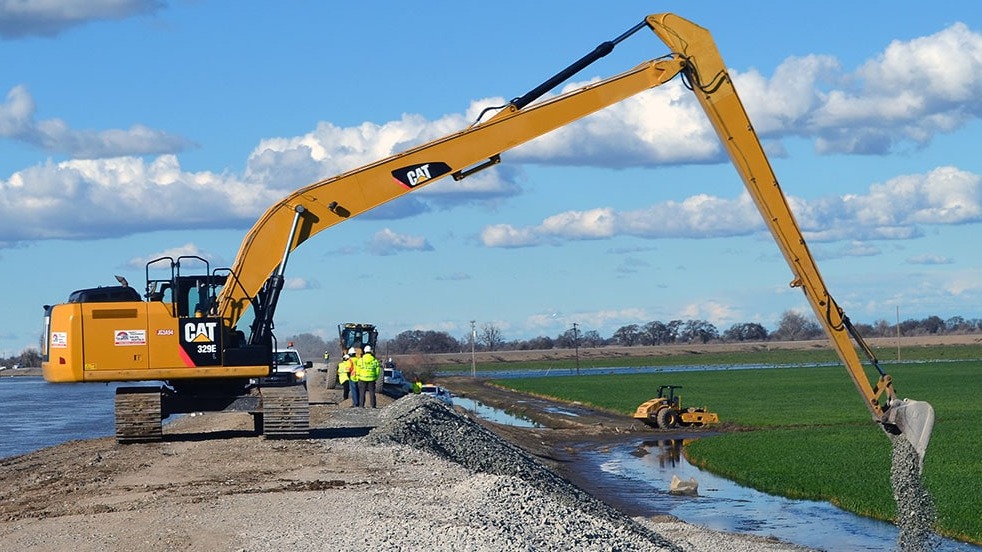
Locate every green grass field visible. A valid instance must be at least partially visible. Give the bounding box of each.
[493,354,982,544]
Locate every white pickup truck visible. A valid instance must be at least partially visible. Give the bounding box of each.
[420,384,453,406]
[257,348,312,387]
[382,365,413,395]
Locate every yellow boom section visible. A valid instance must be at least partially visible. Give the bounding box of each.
[216,57,687,323]
[648,14,890,414]
[648,15,933,459]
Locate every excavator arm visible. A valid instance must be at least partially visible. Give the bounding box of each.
[217,13,933,458]
[647,14,934,461]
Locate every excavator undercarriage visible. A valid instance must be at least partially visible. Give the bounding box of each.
[113,383,310,443]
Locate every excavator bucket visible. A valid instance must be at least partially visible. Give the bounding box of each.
[886,399,936,468]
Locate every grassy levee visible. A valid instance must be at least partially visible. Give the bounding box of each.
[494,359,982,545]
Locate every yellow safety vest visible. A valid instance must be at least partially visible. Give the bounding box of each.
[356,353,380,381]
[346,356,358,382]
[337,359,351,384]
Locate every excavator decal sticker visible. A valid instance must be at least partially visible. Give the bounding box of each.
[392,162,451,188]
[50,332,67,348]
[185,321,218,342]
[114,330,146,346]
[177,345,196,367]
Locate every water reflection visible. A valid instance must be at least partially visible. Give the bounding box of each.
[0,377,120,459]
[454,397,544,428]
[629,438,683,468]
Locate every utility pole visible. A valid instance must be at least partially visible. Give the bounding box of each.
[470,320,476,378]
[572,322,580,376]
[897,305,900,362]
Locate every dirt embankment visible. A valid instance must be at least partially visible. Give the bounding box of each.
[398,334,982,368]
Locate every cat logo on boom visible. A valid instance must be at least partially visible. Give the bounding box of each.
[392,162,451,188]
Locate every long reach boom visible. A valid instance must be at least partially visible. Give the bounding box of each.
[217,14,934,458]
[42,13,934,458]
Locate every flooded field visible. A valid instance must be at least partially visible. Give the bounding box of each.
[453,396,543,427]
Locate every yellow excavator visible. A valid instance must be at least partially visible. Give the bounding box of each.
[41,13,934,459]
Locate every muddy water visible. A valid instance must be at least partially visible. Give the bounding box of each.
[0,377,121,459]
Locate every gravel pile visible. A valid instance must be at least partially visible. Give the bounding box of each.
[368,394,683,550]
[369,395,622,511]
[890,435,939,552]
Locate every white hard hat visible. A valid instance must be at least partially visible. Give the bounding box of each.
[347,347,356,355]
[364,345,372,353]
[343,354,350,360]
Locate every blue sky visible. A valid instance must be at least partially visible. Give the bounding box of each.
[2,1,981,356]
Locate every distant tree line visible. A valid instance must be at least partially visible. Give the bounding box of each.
[0,348,41,369]
[380,312,982,355]
[7,313,980,368]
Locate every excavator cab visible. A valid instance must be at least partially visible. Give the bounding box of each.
[145,255,222,316]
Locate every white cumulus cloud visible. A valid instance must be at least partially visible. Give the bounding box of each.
[0,155,279,241]
[366,228,433,256]
[480,167,982,248]
[4,21,982,252]
[0,86,193,158]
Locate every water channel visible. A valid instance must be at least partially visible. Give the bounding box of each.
[455,395,981,552]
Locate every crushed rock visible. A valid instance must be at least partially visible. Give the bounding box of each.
[368,394,682,551]
[890,435,939,552]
